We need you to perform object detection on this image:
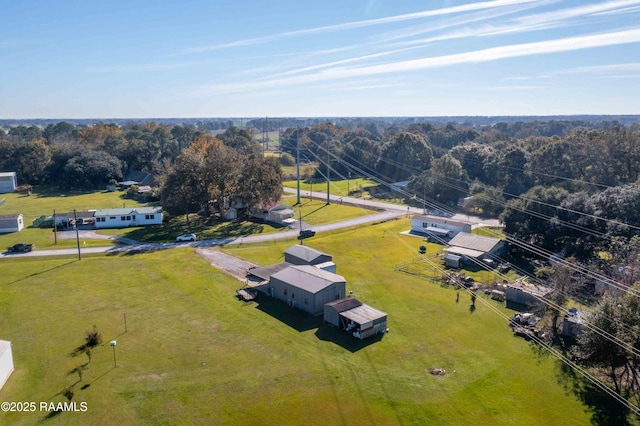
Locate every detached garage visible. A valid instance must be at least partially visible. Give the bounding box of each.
[0,340,14,390]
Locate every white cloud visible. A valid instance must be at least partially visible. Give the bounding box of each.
[181,0,539,53]
[193,29,640,96]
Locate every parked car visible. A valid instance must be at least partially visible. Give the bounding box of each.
[298,229,316,239]
[7,243,35,253]
[176,234,197,242]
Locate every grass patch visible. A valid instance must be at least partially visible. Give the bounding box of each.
[0,187,151,250]
[284,178,378,198]
[280,196,374,226]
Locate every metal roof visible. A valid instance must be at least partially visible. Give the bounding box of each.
[285,245,331,263]
[340,304,387,325]
[93,206,162,216]
[444,246,486,258]
[248,262,291,281]
[325,297,362,313]
[424,226,451,235]
[271,265,345,294]
[447,232,502,253]
[412,215,471,229]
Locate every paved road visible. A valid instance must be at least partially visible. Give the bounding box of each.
[1,189,500,259]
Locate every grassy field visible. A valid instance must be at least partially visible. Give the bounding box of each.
[281,195,374,226]
[284,178,378,198]
[0,217,600,425]
[0,188,151,250]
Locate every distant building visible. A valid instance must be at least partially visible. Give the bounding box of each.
[0,340,14,390]
[266,265,346,315]
[93,207,163,229]
[411,215,472,240]
[506,281,552,307]
[0,172,17,193]
[251,203,295,225]
[0,214,24,233]
[324,298,388,339]
[562,308,585,338]
[284,245,335,272]
[444,232,506,262]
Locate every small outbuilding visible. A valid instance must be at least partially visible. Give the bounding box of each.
[0,340,14,390]
[445,232,506,263]
[284,245,333,267]
[0,214,24,233]
[324,298,388,339]
[506,281,552,307]
[267,265,346,315]
[0,172,17,193]
[562,308,584,338]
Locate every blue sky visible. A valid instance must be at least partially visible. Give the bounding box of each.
[1,0,639,118]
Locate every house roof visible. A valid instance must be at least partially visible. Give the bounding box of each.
[271,208,294,217]
[93,207,162,216]
[124,170,152,185]
[271,265,345,294]
[325,297,362,313]
[0,172,16,177]
[340,304,387,325]
[447,232,502,254]
[413,215,471,229]
[285,245,331,263]
[507,281,552,298]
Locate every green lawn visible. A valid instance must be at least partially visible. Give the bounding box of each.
[281,195,374,226]
[284,178,378,198]
[0,188,151,250]
[0,208,609,424]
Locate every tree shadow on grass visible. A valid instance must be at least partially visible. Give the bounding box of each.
[7,260,77,284]
[526,336,634,425]
[253,295,323,332]
[315,324,383,353]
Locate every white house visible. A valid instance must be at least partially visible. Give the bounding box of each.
[0,340,14,390]
[0,172,17,193]
[0,214,24,233]
[93,207,163,229]
[411,215,472,240]
[252,203,295,225]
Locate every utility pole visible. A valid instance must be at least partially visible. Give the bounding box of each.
[296,127,301,205]
[326,141,330,205]
[53,209,57,245]
[73,209,81,260]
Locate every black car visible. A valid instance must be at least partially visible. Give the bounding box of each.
[298,229,316,239]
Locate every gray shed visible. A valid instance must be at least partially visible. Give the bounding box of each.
[284,245,333,266]
[324,297,387,339]
[268,265,346,315]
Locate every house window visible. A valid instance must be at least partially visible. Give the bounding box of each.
[304,298,309,305]
[145,214,155,220]
[127,216,131,220]
[291,293,295,299]
[283,288,287,296]
[132,215,136,220]
[110,216,116,220]
[121,216,126,221]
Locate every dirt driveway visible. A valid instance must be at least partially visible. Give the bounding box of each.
[196,248,257,281]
